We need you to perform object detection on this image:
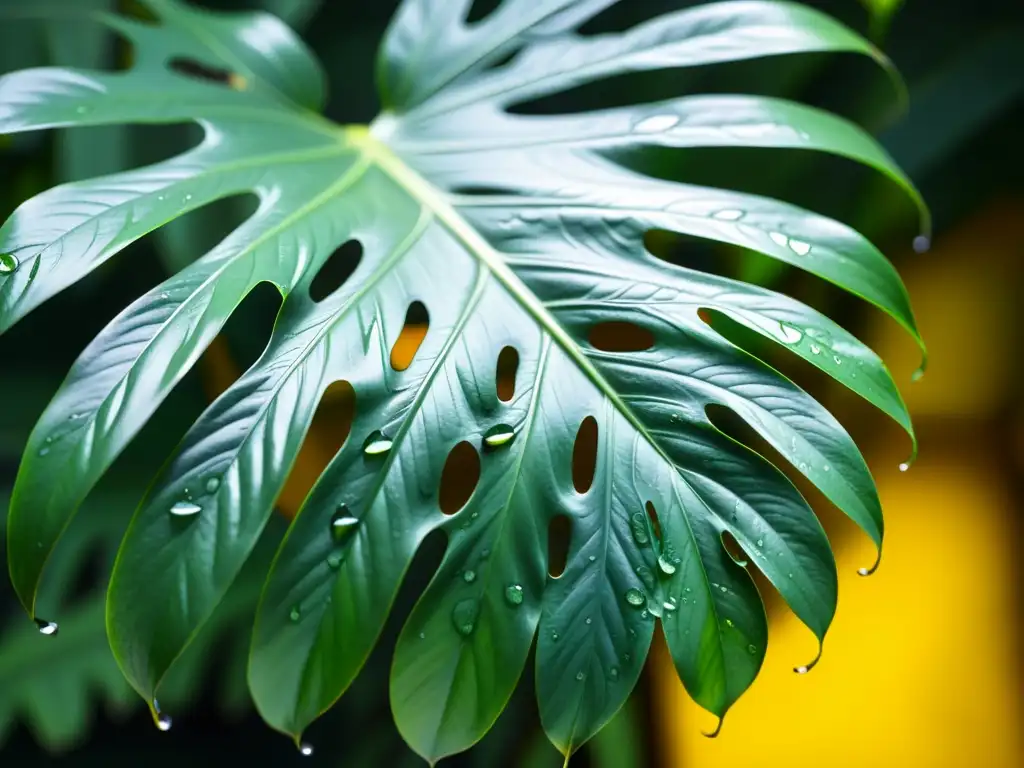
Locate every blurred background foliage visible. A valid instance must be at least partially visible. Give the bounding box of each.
[0,0,1021,765]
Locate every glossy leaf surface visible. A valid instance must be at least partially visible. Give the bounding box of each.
[0,0,924,761]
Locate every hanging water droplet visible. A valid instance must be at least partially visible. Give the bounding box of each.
[327,552,343,570]
[299,743,314,757]
[913,235,930,253]
[657,553,677,576]
[504,584,524,606]
[630,512,649,546]
[451,598,478,637]
[795,665,810,675]
[362,430,393,457]
[0,252,18,275]
[625,588,646,607]
[712,209,744,221]
[789,239,812,256]
[463,569,476,583]
[330,506,359,543]
[483,423,516,450]
[634,114,680,133]
[769,231,789,248]
[153,700,172,732]
[899,462,910,472]
[289,605,301,622]
[170,501,201,518]
[35,618,59,636]
[809,344,821,355]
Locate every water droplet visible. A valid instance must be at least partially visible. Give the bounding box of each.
[156,712,172,731]
[719,585,728,593]
[463,569,476,583]
[330,506,359,543]
[913,235,930,253]
[769,231,789,248]
[610,667,619,680]
[299,743,314,757]
[0,253,18,275]
[505,584,524,606]
[625,588,646,607]
[756,538,764,548]
[684,587,692,594]
[663,600,677,613]
[289,605,301,622]
[576,670,586,681]
[363,430,393,456]
[777,323,803,344]
[44,436,52,444]
[899,462,909,472]
[419,632,426,639]
[35,618,58,636]
[795,665,810,675]
[551,631,559,642]
[585,616,592,625]
[788,572,794,578]
[483,423,516,449]
[327,552,343,570]
[630,512,649,546]
[635,565,655,590]
[205,476,221,494]
[657,553,677,576]
[38,447,50,457]
[170,501,201,518]
[809,344,821,355]
[452,598,478,637]
[184,194,193,202]
[634,114,680,133]
[747,644,757,654]
[75,105,90,115]
[470,511,478,520]
[724,618,734,627]
[789,239,811,256]
[640,610,649,620]
[712,209,744,221]
[833,355,842,365]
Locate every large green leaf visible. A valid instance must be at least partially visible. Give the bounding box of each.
[1,0,924,761]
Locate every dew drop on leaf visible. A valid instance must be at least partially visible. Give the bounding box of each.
[769,231,789,247]
[657,553,677,576]
[205,476,221,494]
[663,600,677,613]
[452,598,478,637]
[610,667,620,680]
[463,569,476,583]
[625,588,646,607]
[362,430,393,456]
[327,552,343,570]
[809,344,821,355]
[170,501,201,518]
[630,512,649,546]
[634,114,679,133]
[725,618,734,627]
[712,209,744,221]
[636,565,655,590]
[483,424,516,450]
[35,618,58,636]
[576,670,586,681]
[777,323,803,344]
[289,605,301,623]
[748,644,757,655]
[585,616,592,625]
[38,447,50,457]
[504,584,524,606]
[789,239,811,256]
[330,506,359,543]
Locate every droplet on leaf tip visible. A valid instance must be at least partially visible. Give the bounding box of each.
[899,462,909,473]
[913,235,930,253]
[299,742,314,757]
[35,618,58,636]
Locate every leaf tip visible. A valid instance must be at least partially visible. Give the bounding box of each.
[857,547,883,577]
[702,715,725,739]
[793,639,823,675]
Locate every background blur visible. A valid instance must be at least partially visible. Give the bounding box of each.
[1,0,1022,765]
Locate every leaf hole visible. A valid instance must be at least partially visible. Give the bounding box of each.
[390,301,429,372]
[572,416,599,493]
[168,57,247,90]
[449,185,519,196]
[495,346,519,402]
[309,239,363,303]
[645,500,663,543]
[589,321,655,353]
[277,381,357,520]
[439,441,481,515]
[547,515,572,578]
[466,0,502,24]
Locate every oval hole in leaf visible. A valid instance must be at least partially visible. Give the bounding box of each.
[589,321,655,352]
[548,515,572,578]
[309,239,363,303]
[466,0,501,24]
[277,381,357,520]
[645,500,663,543]
[572,415,599,493]
[390,301,429,372]
[439,441,481,515]
[168,57,246,90]
[495,346,519,402]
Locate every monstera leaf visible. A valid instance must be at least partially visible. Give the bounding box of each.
[1,0,926,761]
